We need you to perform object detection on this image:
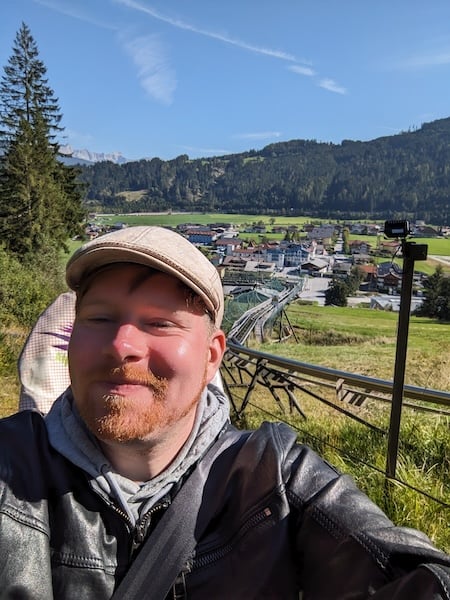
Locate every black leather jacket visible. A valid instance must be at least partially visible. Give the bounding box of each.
[1,410,450,599]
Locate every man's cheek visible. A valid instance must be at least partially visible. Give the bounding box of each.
[174,339,190,359]
[69,331,96,374]
[156,340,195,375]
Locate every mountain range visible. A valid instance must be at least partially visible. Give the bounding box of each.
[59,145,129,165]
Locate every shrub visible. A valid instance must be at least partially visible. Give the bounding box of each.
[0,246,66,327]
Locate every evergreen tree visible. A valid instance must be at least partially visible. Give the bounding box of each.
[0,22,84,258]
[436,277,450,322]
[416,266,450,322]
[0,23,61,145]
[325,279,349,306]
[347,265,364,294]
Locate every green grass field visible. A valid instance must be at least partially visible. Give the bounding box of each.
[260,303,449,391]
[93,212,449,247]
[93,212,313,228]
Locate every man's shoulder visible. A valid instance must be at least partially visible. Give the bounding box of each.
[218,421,340,485]
[0,409,76,502]
[224,420,299,450]
[0,409,46,433]
[213,420,301,470]
[0,410,50,461]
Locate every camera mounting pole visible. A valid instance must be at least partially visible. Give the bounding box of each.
[384,221,428,481]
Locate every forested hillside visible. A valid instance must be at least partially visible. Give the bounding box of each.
[78,118,450,224]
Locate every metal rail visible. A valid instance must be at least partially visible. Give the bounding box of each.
[225,339,450,409]
[227,282,305,344]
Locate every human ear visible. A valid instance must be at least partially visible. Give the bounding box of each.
[205,329,226,384]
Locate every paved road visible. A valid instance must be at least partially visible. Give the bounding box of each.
[429,255,450,267]
[298,276,330,306]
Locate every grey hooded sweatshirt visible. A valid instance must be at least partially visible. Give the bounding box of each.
[45,384,230,526]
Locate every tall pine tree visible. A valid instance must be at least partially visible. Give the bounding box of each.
[416,265,450,322]
[0,22,84,258]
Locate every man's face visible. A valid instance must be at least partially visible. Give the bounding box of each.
[68,264,225,446]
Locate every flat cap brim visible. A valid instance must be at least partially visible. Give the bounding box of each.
[66,226,224,327]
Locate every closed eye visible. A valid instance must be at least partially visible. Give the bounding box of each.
[85,315,115,323]
[144,320,174,329]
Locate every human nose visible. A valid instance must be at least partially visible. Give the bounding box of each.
[105,323,148,363]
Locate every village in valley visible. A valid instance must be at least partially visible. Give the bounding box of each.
[84,218,450,312]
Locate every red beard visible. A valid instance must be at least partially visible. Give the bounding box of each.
[76,364,204,443]
[77,364,171,442]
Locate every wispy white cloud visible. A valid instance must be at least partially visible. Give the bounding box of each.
[178,132,281,156]
[113,0,305,63]
[396,51,450,70]
[40,0,344,100]
[121,34,176,104]
[34,0,175,104]
[288,64,315,77]
[318,78,347,95]
[233,131,282,140]
[114,1,348,97]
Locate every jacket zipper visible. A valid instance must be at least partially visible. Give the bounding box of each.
[106,497,171,556]
[192,506,273,569]
[109,503,133,527]
[132,500,171,550]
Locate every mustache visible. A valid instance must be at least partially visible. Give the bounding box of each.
[109,365,169,392]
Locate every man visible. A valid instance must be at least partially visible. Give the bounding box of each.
[1,225,450,599]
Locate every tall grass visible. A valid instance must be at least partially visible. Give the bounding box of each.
[0,247,66,328]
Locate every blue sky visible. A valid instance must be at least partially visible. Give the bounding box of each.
[3,0,450,161]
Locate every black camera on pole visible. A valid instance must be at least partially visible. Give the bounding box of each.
[383,220,427,260]
[384,220,411,239]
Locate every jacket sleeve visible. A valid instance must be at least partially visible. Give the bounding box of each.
[282,435,450,599]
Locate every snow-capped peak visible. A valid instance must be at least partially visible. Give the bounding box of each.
[59,145,128,164]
